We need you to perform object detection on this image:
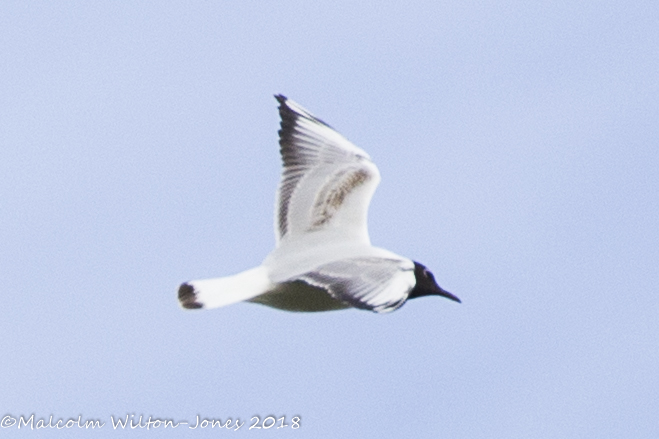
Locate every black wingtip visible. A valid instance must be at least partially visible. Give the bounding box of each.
[178,283,203,309]
[274,94,287,105]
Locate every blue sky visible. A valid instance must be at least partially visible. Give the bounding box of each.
[2,1,658,437]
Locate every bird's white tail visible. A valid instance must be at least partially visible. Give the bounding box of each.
[178,265,273,310]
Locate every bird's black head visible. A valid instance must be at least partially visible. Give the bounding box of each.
[409,262,461,303]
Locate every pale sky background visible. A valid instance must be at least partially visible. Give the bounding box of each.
[2,1,658,438]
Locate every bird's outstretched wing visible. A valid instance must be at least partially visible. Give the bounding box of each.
[297,257,416,313]
[274,95,381,246]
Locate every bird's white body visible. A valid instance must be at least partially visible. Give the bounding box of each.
[178,95,459,313]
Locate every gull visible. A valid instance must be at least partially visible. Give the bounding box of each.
[178,95,460,313]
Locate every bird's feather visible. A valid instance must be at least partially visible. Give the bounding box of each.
[297,257,416,313]
[274,95,380,246]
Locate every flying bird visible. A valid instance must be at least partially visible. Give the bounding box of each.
[178,95,460,313]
